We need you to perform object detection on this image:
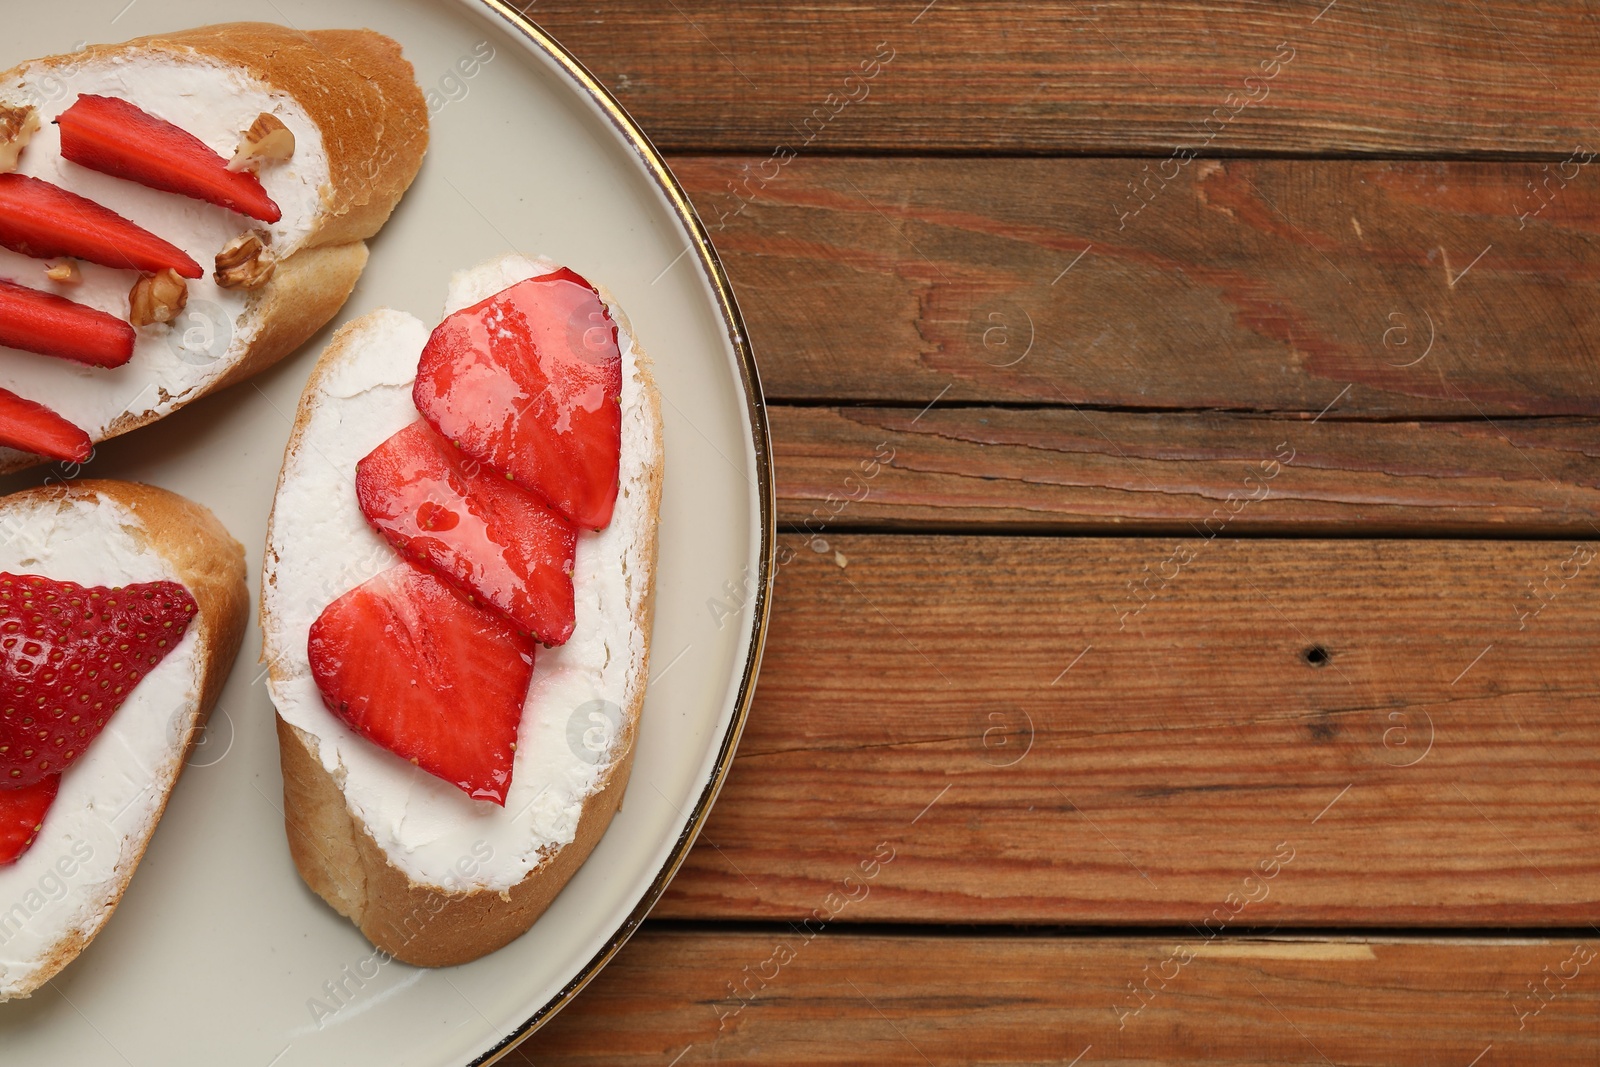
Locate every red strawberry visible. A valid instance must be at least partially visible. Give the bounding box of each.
[0,388,92,463]
[356,420,578,646]
[0,573,198,789]
[0,774,58,865]
[308,563,535,805]
[57,95,281,224]
[0,278,136,367]
[413,269,623,530]
[0,174,203,279]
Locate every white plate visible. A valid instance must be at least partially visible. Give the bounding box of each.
[0,2,772,1063]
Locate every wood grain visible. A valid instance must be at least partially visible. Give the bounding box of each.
[654,535,1600,924]
[514,931,1600,1065]
[509,4,1600,1058]
[669,156,1600,414]
[534,1,1600,156]
[773,406,1600,535]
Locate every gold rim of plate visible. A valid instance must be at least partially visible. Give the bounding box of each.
[464,2,775,1063]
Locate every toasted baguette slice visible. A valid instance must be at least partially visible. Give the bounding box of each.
[0,480,248,1000]
[261,254,663,966]
[0,23,428,472]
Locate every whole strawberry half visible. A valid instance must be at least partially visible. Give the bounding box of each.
[0,573,199,789]
[413,269,623,531]
[307,562,535,805]
[0,774,58,864]
[356,420,578,646]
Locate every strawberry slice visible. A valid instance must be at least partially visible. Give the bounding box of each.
[308,563,535,805]
[0,573,197,789]
[0,278,135,367]
[413,270,623,530]
[0,174,203,279]
[57,95,281,224]
[0,388,92,463]
[0,775,59,865]
[356,420,579,646]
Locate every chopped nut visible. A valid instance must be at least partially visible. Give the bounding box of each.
[45,261,81,285]
[213,232,276,291]
[227,113,295,172]
[129,269,188,327]
[0,105,41,174]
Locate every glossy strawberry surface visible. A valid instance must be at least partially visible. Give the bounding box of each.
[413,269,623,530]
[307,562,535,805]
[357,420,579,646]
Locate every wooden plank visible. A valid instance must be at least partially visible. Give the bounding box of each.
[514,931,1600,1065]
[669,156,1600,414]
[534,1,1600,155]
[772,406,1600,535]
[654,535,1600,924]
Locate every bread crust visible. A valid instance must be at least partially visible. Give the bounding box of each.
[6,22,429,250]
[0,23,427,472]
[94,242,373,447]
[263,302,664,967]
[0,479,249,999]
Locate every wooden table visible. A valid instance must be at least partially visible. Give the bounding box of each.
[512,3,1600,1062]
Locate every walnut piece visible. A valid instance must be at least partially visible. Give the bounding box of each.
[0,105,41,174]
[129,269,188,327]
[227,113,295,172]
[45,261,81,284]
[214,232,276,291]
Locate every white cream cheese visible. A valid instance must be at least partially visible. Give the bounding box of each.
[0,490,205,1000]
[0,54,331,461]
[264,254,656,892]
